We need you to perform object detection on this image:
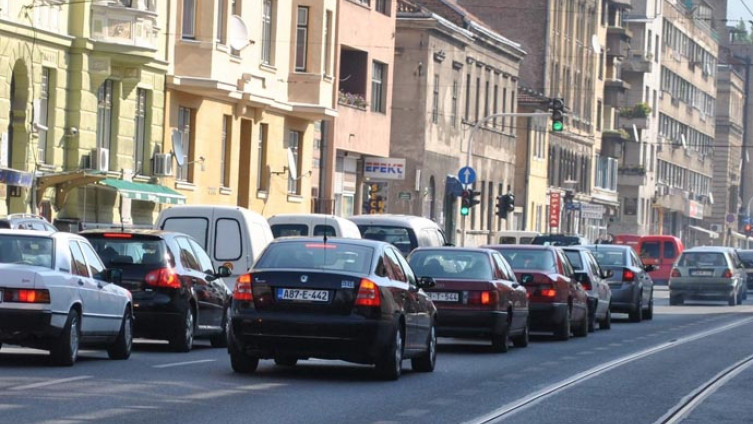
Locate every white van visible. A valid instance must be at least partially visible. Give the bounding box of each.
[348,214,447,256]
[494,230,541,245]
[155,205,273,278]
[268,213,362,239]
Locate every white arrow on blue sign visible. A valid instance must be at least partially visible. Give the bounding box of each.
[458,166,476,185]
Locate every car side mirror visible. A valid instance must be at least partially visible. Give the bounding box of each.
[644,264,656,272]
[106,268,123,285]
[417,276,436,289]
[216,265,232,278]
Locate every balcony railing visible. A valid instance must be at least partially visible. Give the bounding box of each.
[91,1,159,50]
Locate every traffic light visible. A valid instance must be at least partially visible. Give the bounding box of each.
[549,98,565,132]
[496,194,516,219]
[468,190,481,208]
[460,189,471,216]
[746,223,752,236]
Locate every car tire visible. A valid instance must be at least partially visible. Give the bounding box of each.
[491,326,510,353]
[511,320,529,348]
[230,349,259,374]
[629,298,643,322]
[728,292,737,306]
[669,293,683,305]
[587,306,596,333]
[554,308,571,341]
[50,309,80,367]
[169,307,195,352]
[644,299,654,320]
[274,356,298,367]
[411,322,436,372]
[375,325,403,381]
[573,308,589,337]
[599,308,611,330]
[107,311,133,360]
[210,307,230,348]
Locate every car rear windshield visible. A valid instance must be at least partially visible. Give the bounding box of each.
[271,224,308,238]
[86,235,168,267]
[409,251,492,280]
[737,251,753,267]
[495,249,556,272]
[358,225,415,255]
[255,242,373,274]
[531,236,581,246]
[640,241,660,259]
[678,252,727,267]
[0,235,53,269]
[563,251,584,270]
[585,247,625,267]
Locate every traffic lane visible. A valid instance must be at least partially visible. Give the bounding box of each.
[483,318,753,424]
[682,364,753,424]
[0,310,749,424]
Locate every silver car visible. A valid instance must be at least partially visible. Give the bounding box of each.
[669,247,746,306]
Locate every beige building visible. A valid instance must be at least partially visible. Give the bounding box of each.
[165,0,337,217]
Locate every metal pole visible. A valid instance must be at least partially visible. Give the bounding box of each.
[747,195,753,249]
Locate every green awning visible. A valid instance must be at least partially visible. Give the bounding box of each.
[98,179,186,205]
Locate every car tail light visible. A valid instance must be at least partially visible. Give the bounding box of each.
[103,233,133,239]
[468,290,498,305]
[4,289,50,304]
[355,279,381,307]
[722,269,733,278]
[670,268,681,278]
[539,288,557,298]
[144,268,181,289]
[623,269,636,282]
[233,274,254,301]
[579,276,592,291]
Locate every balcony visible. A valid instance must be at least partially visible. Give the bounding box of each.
[618,167,647,186]
[608,0,632,7]
[606,27,632,58]
[622,53,653,73]
[604,79,631,107]
[602,129,629,158]
[90,0,159,61]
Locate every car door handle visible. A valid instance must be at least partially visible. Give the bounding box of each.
[77,280,85,286]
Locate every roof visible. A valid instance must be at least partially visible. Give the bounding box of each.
[268,237,386,249]
[349,214,440,227]
[482,244,558,251]
[683,246,735,253]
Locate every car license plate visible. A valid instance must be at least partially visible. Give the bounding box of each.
[690,269,714,277]
[427,292,459,302]
[276,288,330,302]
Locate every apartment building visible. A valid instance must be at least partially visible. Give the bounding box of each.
[166,0,336,217]
[654,0,717,245]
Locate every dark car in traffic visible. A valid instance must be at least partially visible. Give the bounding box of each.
[584,245,654,322]
[562,247,612,331]
[531,234,590,246]
[228,237,437,380]
[735,249,753,292]
[408,247,529,352]
[81,230,233,352]
[483,245,589,340]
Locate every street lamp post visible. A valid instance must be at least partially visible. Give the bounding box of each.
[746,195,753,249]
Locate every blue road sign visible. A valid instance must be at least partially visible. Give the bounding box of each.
[458,166,476,185]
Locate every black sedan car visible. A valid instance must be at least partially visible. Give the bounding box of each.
[228,237,437,380]
[584,245,654,322]
[81,230,233,352]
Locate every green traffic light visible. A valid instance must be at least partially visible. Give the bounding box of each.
[460,206,470,216]
[552,121,563,132]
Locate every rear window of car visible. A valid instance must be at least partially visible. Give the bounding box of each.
[272,224,309,238]
[678,252,727,267]
[499,236,517,244]
[358,225,415,255]
[640,241,660,259]
[86,235,168,267]
[409,251,492,280]
[531,236,582,246]
[585,247,626,267]
[255,242,373,274]
[0,235,53,268]
[160,217,209,249]
[736,251,753,267]
[563,251,583,270]
[495,249,557,272]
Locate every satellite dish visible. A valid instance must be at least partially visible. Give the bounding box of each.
[172,129,186,167]
[287,148,298,180]
[680,134,687,149]
[228,15,250,51]
[746,150,750,163]
[632,124,640,142]
[591,34,601,53]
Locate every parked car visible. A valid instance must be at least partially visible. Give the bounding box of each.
[0,213,57,231]
[637,235,684,285]
[228,237,437,380]
[81,229,233,352]
[531,234,590,246]
[483,245,589,340]
[348,214,447,256]
[584,245,655,322]
[562,247,612,331]
[0,230,132,365]
[735,249,753,292]
[494,230,541,245]
[269,213,362,239]
[669,247,746,306]
[407,247,529,352]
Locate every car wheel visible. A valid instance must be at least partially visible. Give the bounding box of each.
[375,325,403,381]
[629,298,643,322]
[737,288,743,305]
[50,309,80,366]
[411,322,436,372]
[729,292,737,306]
[230,349,259,374]
[554,307,571,341]
[511,320,529,348]
[107,311,133,360]
[573,307,589,337]
[599,308,611,330]
[644,299,654,320]
[491,325,510,353]
[587,306,596,333]
[169,307,195,352]
[210,307,230,348]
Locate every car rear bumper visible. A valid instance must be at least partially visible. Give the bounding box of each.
[131,297,189,340]
[229,312,394,364]
[528,302,568,332]
[435,309,508,338]
[608,285,639,312]
[669,281,736,301]
[0,309,59,347]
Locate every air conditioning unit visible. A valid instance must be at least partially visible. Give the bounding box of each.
[152,153,173,176]
[710,224,721,233]
[90,147,109,172]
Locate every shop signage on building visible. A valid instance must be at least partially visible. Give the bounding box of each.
[364,157,405,181]
[687,200,704,220]
[549,192,561,228]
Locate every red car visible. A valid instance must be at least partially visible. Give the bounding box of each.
[408,247,529,352]
[483,245,589,340]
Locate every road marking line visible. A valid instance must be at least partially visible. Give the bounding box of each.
[153,359,216,368]
[10,376,91,391]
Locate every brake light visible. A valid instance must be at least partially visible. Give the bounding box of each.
[144,268,181,289]
[670,268,681,278]
[355,279,381,307]
[468,290,498,305]
[305,243,337,249]
[539,288,557,298]
[623,269,635,282]
[233,274,253,301]
[103,233,133,239]
[4,289,50,303]
[722,269,733,278]
[580,280,592,291]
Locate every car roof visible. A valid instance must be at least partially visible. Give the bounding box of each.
[348,214,439,227]
[682,246,733,253]
[411,247,494,254]
[483,244,557,251]
[584,244,632,251]
[267,236,386,249]
[0,228,56,237]
[80,228,178,238]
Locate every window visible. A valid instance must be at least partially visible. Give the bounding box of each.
[475,76,480,122]
[376,0,389,15]
[134,89,147,175]
[295,7,309,72]
[176,237,200,271]
[177,107,192,182]
[216,0,226,43]
[37,68,51,164]
[230,0,240,55]
[493,84,498,129]
[262,0,274,64]
[432,74,439,123]
[188,239,215,273]
[324,11,333,75]
[464,73,471,121]
[96,79,113,150]
[215,218,242,261]
[371,61,386,113]
[287,130,302,194]
[161,217,209,249]
[220,115,231,187]
[80,242,106,280]
[451,78,458,127]
[69,241,89,277]
[182,0,196,39]
[257,123,268,191]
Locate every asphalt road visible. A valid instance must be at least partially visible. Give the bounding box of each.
[1,286,752,424]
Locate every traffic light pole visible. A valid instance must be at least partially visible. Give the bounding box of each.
[747,195,753,248]
[461,112,551,246]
